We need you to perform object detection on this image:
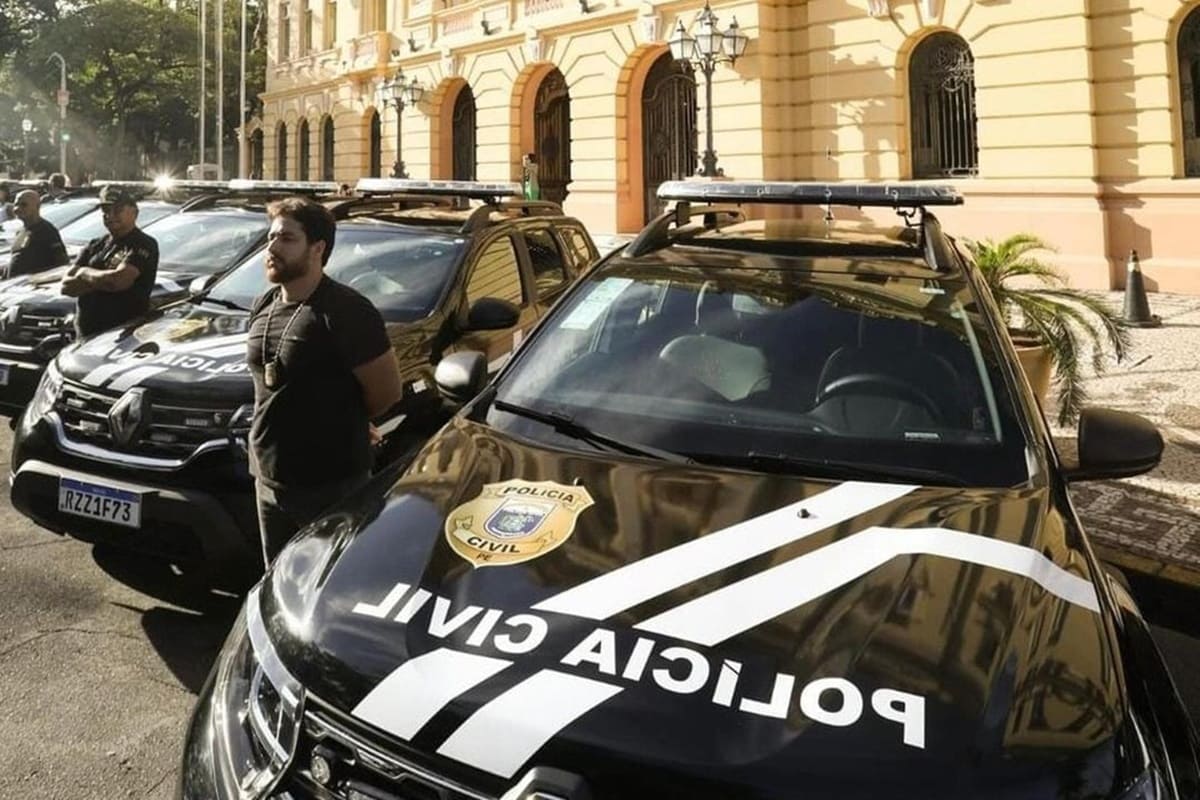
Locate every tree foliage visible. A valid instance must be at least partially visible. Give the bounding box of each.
[1,0,265,180]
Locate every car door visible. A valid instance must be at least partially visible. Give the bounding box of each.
[453,232,539,372]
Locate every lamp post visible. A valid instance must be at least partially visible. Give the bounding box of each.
[21,118,32,178]
[47,52,68,175]
[668,1,749,178]
[378,69,424,179]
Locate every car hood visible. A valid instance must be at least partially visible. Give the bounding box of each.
[260,417,1133,799]
[0,266,202,319]
[55,300,254,404]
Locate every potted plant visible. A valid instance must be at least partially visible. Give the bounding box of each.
[963,234,1130,426]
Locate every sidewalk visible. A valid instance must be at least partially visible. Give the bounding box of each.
[1055,292,1200,587]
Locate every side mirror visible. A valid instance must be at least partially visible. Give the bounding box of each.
[435,351,487,405]
[188,275,214,295]
[464,297,520,331]
[1063,407,1163,481]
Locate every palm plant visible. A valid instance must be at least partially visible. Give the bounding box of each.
[964,234,1131,426]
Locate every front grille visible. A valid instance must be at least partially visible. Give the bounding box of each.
[284,704,491,800]
[1,312,68,348]
[57,381,239,459]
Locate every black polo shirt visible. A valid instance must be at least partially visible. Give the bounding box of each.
[73,226,159,338]
[247,276,392,488]
[8,218,68,279]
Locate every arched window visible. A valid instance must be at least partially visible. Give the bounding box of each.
[298,118,310,180]
[368,109,382,177]
[1179,8,1200,176]
[321,115,335,181]
[276,122,288,179]
[909,32,978,178]
[452,84,477,181]
[251,129,265,179]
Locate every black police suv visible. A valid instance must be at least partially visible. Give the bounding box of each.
[179,181,1197,800]
[10,178,598,576]
[0,181,336,415]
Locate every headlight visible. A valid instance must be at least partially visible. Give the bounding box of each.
[26,359,63,421]
[211,586,304,799]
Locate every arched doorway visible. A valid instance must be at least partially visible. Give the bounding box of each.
[909,32,978,178]
[321,115,335,181]
[1178,7,1200,176]
[368,109,382,177]
[298,119,311,181]
[452,84,477,181]
[275,122,287,179]
[251,129,264,179]
[641,52,697,223]
[534,68,571,205]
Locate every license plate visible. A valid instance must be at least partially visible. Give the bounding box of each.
[57,477,142,529]
[0,363,9,386]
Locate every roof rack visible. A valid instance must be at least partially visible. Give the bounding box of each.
[656,180,963,208]
[330,193,459,220]
[227,179,342,195]
[355,178,522,203]
[624,203,746,257]
[458,199,565,234]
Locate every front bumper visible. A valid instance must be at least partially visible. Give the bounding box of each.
[0,353,45,416]
[10,410,258,566]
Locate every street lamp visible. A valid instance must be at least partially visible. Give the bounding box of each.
[668,1,749,178]
[47,52,68,176]
[377,69,425,179]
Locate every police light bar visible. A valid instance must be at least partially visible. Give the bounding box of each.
[92,180,158,190]
[656,180,963,208]
[227,179,342,194]
[153,177,230,191]
[355,178,522,200]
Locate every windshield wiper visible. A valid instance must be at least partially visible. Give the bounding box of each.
[194,295,248,312]
[493,399,692,464]
[686,450,966,487]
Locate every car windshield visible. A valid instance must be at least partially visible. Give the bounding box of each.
[144,210,267,274]
[0,199,96,241]
[207,223,463,322]
[489,259,1032,488]
[57,202,180,246]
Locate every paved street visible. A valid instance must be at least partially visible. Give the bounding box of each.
[3,420,1200,798]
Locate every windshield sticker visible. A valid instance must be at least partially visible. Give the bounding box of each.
[445,479,594,568]
[559,277,634,330]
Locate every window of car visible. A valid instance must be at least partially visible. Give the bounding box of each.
[466,236,524,306]
[206,224,463,321]
[558,226,595,274]
[145,211,268,274]
[522,227,569,298]
[488,260,1031,488]
[58,202,180,247]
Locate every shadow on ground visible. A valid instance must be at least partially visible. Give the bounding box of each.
[91,545,243,694]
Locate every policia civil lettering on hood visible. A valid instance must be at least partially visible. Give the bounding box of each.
[59,184,159,339]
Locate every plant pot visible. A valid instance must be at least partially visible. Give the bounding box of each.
[1011,333,1053,406]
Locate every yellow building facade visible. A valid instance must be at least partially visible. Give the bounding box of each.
[257,0,1200,293]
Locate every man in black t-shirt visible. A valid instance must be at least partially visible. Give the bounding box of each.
[60,185,159,338]
[247,196,402,565]
[8,190,68,279]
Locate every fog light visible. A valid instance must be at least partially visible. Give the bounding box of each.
[310,748,333,786]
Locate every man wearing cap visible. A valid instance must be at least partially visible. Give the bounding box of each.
[60,185,159,339]
[7,190,68,279]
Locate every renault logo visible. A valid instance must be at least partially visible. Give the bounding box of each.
[108,388,148,447]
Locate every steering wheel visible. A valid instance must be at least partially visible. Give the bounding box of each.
[815,373,943,420]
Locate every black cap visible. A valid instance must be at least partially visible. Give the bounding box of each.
[98,185,138,207]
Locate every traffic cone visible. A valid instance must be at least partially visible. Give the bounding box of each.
[1122,249,1161,328]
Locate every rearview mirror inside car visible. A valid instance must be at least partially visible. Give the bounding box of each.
[1063,407,1163,481]
[435,351,488,405]
[464,297,520,331]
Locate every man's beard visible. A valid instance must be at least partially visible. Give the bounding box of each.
[266,255,308,284]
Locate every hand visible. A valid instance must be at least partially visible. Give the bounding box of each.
[60,275,85,297]
[368,423,382,447]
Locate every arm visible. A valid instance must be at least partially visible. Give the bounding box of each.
[61,262,141,296]
[353,350,403,418]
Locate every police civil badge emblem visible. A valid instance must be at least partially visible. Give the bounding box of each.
[445,479,594,568]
